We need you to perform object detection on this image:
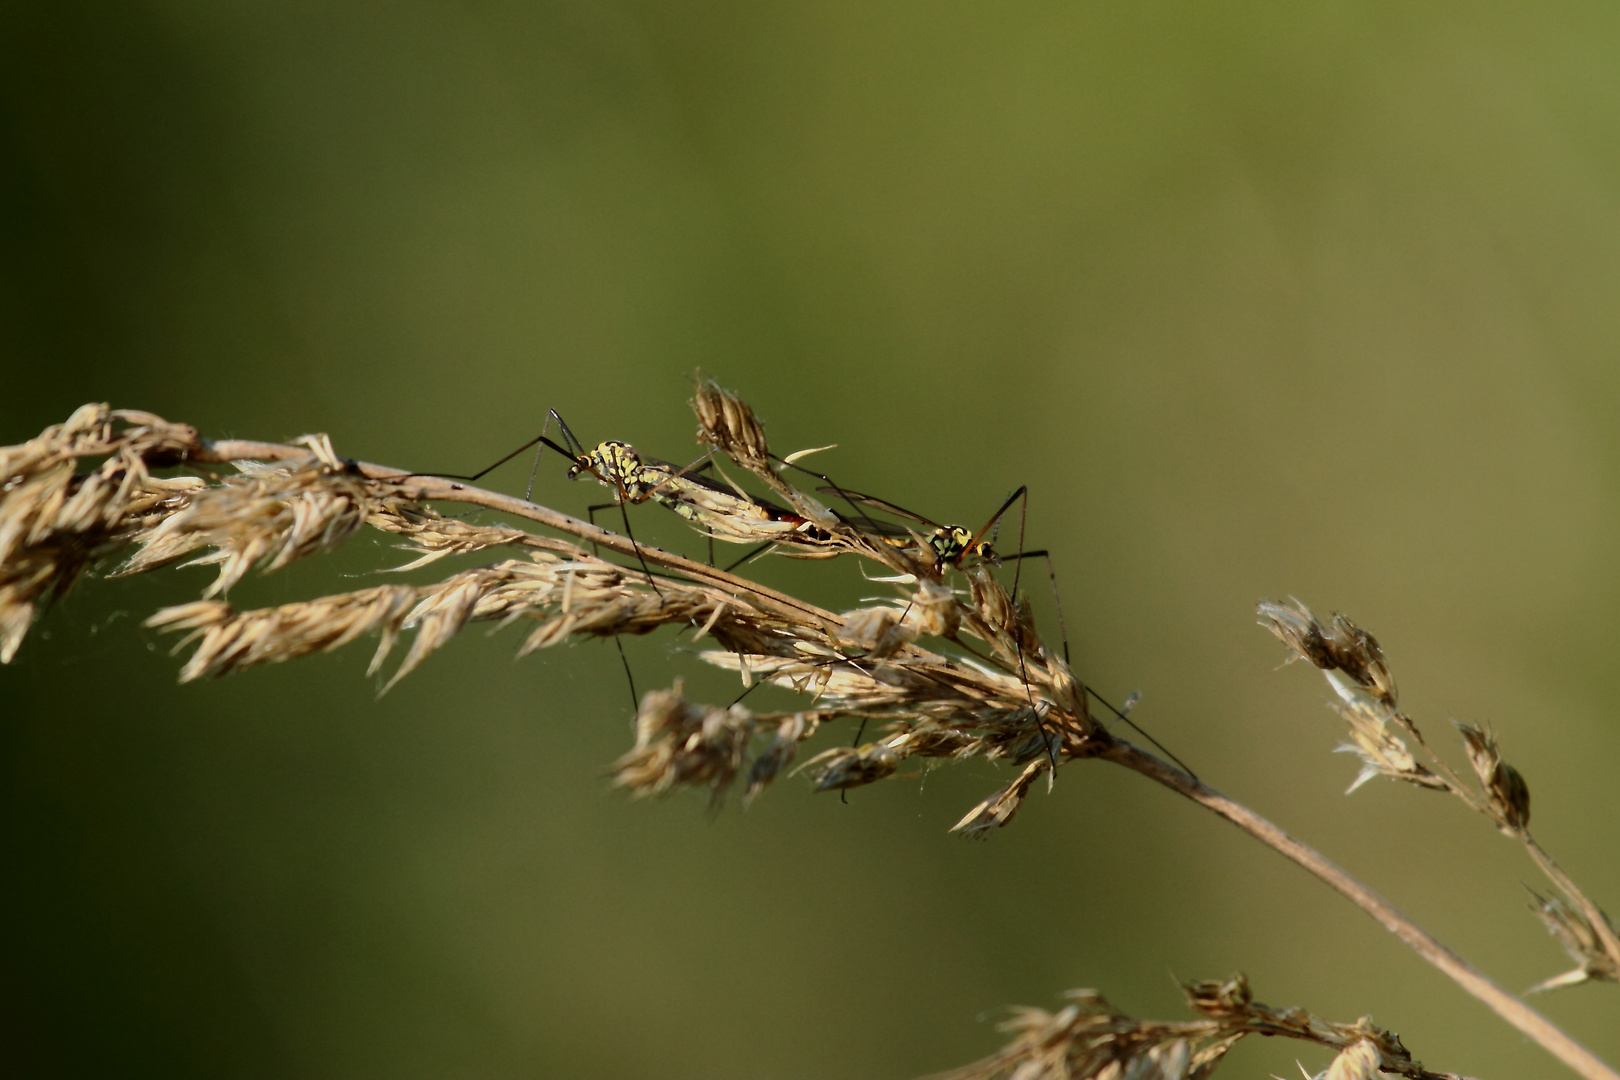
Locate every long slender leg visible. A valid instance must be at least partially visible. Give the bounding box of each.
[1083,686,1198,780]
[409,412,570,487]
[586,503,616,557]
[998,549,1069,665]
[611,484,664,599]
[999,487,1059,772]
[614,637,639,712]
[772,454,892,534]
[722,541,776,572]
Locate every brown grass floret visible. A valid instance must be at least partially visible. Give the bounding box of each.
[929,974,1444,1080]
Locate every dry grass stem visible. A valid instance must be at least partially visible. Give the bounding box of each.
[1259,598,1620,995]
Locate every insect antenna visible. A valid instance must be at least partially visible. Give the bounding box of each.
[967,484,1028,561]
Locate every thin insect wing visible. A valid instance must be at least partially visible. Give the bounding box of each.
[814,486,942,529]
[641,455,740,496]
[828,507,914,539]
[644,457,800,519]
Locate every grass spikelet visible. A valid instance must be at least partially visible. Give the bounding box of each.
[691,371,772,473]
[1453,721,1532,832]
[834,605,919,658]
[146,586,420,681]
[367,503,541,570]
[1324,670,1443,794]
[745,712,818,803]
[119,437,383,595]
[931,975,1444,1080]
[1527,890,1620,993]
[610,679,757,808]
[691,373,840,524]
[951,758,1047,838]
[1320,1041,1383,1080]
[799,741,901,791]
[1257,598,1396,707]
[1,405,203,661]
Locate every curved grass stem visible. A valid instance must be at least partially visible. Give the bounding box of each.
[1101,738,1619,1080]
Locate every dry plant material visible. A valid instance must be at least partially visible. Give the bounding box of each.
[146,587,421,683]
[610,679,780,809]
[929,974,1459,1080]
[1530,890,1620,993]
[1259,598,1620,994]
[4,391,1618,1080]
[0,405,201,662]
[0,392,1096,832]
[117,434,385,595]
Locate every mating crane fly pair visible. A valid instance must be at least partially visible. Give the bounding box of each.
[441,409,1057,605]
[436,409,841,584]
[426,410,1185,776]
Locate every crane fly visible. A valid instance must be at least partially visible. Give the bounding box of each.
[808,479,1195,778]
[413,411,843,709]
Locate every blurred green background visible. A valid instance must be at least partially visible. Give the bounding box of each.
[4,2,1620,1077]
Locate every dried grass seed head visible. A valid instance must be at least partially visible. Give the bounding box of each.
[950,758,1047,838]
[1317,1040,1382,1080]
[799,741,902,791]
[836,605,919,659]
[1452,720,1531,831]
[119,439,382,596]
[746,712,819,803]
[1257,599,1396,708]
[145,586,421,682]
[1325,670,1441,794]
[611,679,759,807]
[1526,889,1620,991]
[1,405,204,662]
[692,372,772,471]
[932,975,1444,1080]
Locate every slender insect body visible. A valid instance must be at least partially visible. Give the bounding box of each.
[566,438,839,552]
